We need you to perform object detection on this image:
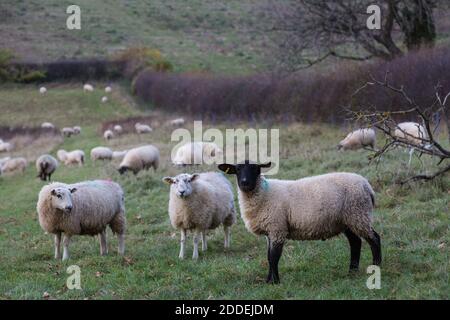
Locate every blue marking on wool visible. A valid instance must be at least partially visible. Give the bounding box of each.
[261,178,269,191]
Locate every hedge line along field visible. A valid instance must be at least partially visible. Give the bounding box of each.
[0,84,448,299]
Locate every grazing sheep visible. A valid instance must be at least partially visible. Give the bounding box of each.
[37,180,126,260]
[57,149,84,166]
[104,130,114,140]
[219,161,381,284]
[62,127,75,138]
[338,128,376,151]
[83,83,94,92]
[0,142,13,153]
[91,146,113,161]
[39,87,47,94]
[0,157,11,168]
[172,142,223,166]
[394,122,430,167]
[170,118,185,127]
[101,96,108,103]
[41,122,55,129]
[118,145,159,175]
[36,154,58,181]
[73,126,81,135]
[105,86,112,93]
[135,122,152,134]
[163,172,236,259]
[0,157,27,175]
[113,125,123,135]
[112,150,127,160]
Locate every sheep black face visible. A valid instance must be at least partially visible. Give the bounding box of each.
[218,161,271,192]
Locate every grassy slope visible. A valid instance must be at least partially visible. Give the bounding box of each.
[0,85,448,299]
[0,0,270,74]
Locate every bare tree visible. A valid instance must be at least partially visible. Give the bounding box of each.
[348,73,449,184]
[266,0,442,70]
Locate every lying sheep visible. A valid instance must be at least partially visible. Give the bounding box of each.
[219,161,381,284]
[36,154,58,181]
[1,157,27,175]
[41,122,55,129]
[57,149,84,166]
[105,86,112,93]
[338,128,376,150]
[104,130,114,140]
[113,125,123,135]
[101,96,108,103]
[62,127,75,138]
[394,122,430,167]
[170,118,185,127]
[39,87,47,94]
[83,83,94,92]
[37,180,126,260]
[73,126,81,135]
[163,172,236,259]
[173,142,223,166]
[91,146,113,161]
[118,145,159,175]
[0,142,13,152]
[135,122,152,134]
[112,150,127,160]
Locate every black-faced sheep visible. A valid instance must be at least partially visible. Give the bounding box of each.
[62,127,75,138]
[219,161,381,284]
[37,180,126,260]
[103,130,114,140]
[36,154,58,181]
[118,145,159,175]
[163,172,236,259]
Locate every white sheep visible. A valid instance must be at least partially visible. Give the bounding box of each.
[62,127,75,138]
[101,96,108,103]
[338,128,376,150]
[112,150,128,160]
[0,142,13,153]
[219,162,381,284]
[0,157,27,175]
[118,145,159,175]
[73,126,81,135]
[105,86,112,93]
[41,122,55,129]
[83,83,94,92]
[135,122,152,134]
[113,125,123,135]
[91,146,113,161]
[57,149,84,166]
[39,87,47,94]
[37,180,126,260]
[394,122,430,167]
[0,156,10,167]
[170,118,185,127]
[172,142,223,166]
[103,130,114,140]
[163,172,236,259]
[36,154,58,181]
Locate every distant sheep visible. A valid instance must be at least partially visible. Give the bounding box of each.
[39,87,47,94]
[41,122,55,129]
[57,149,84,166]
[113,125,123,135]
[105,86,112,93]
[219,161,381,284]
[104,130,114,140]
[1,157,27,175]
[173,142,223,166]
[101,96,108,103]
[394,122,430,166]
[62,127,75,138]
[36,154,58,181]
[91,146,113,161]
[83,84,94,92]
[73,126,81,135]
[135,123,152,134]
[338,128,376,151]
[0,142,13,153]
[118,145,159,175]
[37,180,126,260]
[163,172,236,259]
[170,118,185,127]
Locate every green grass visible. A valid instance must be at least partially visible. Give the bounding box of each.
[0,85,448,299]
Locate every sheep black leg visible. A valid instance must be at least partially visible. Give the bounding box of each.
[344,229,361,272]
[364,229,382,266]
[266,237,273,283]
[267,242,284,284]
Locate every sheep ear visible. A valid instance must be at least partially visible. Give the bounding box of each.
[190,174,199,182]
[69,187,77,193]
[218,163,236,174]
[259,162,272,168]
[162,177,174,185]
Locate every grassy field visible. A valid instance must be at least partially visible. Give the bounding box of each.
[0,84,448,299]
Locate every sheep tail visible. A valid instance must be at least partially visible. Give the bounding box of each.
[364,182,375,208]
